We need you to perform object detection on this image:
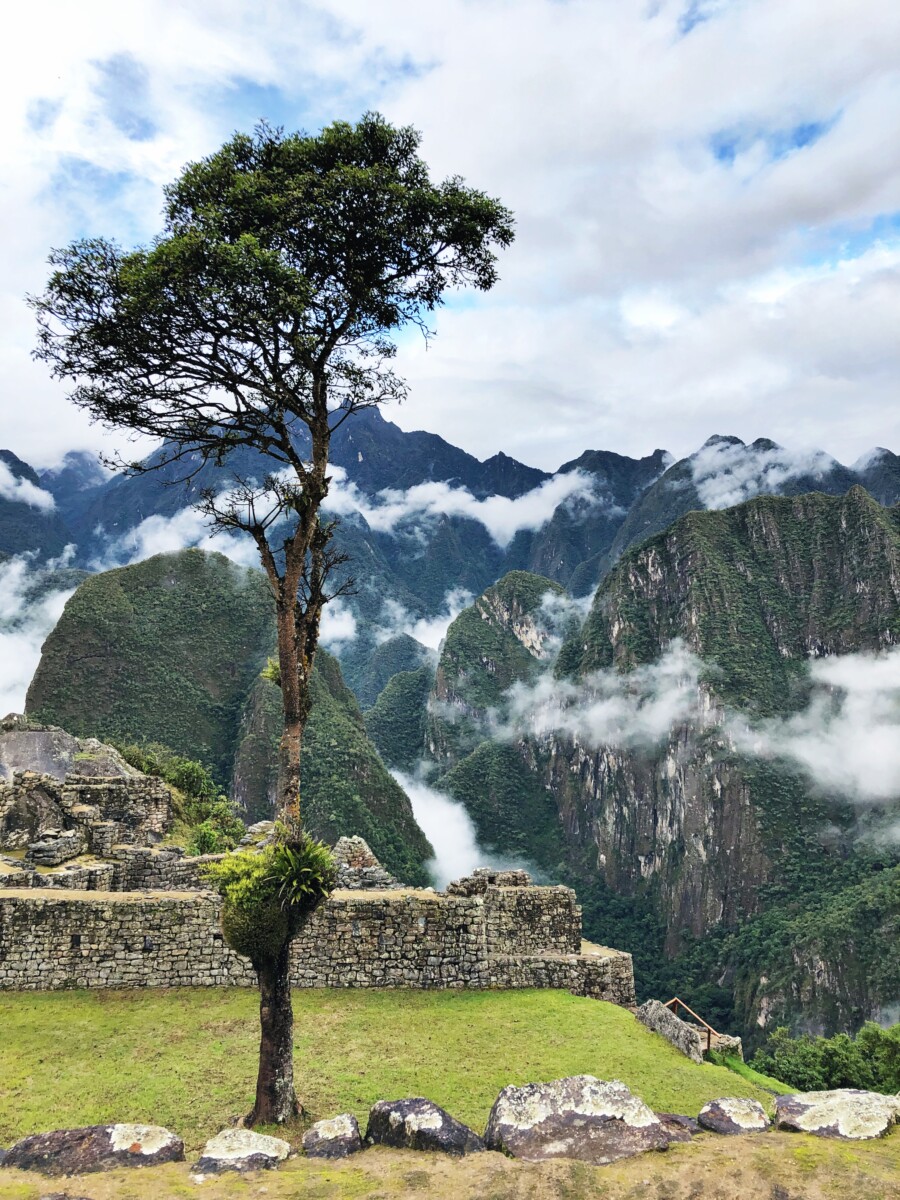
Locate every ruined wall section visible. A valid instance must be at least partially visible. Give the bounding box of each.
[0,887,635,1005]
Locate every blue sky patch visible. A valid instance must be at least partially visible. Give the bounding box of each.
[93,53,156,142]
[710,113,839,167]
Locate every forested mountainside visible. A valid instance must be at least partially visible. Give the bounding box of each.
[25,549,433,885]
[8,417,900,1040]
[369,491,900,1040]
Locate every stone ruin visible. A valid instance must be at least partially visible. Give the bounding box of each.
[0,717,636,1005]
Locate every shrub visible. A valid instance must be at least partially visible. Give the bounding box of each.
[114,740,244,853]
[750,1022,900,1094]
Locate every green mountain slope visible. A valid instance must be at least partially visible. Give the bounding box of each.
[26,549,275,780]
[415,496,900,1038]
[25,548,433,883]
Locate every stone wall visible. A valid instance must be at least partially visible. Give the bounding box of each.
[0,772,172,854]
[0,845,218,893]
[0,886,635,1004]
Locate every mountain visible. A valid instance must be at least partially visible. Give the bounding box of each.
[0,450,75,560]
[414,491,900,1038]
[25,548,433,884]
[592,436,900,588]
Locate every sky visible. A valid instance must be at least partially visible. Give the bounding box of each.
[2,0,899,472]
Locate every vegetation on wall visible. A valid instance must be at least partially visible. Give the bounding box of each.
[114,740,244,854]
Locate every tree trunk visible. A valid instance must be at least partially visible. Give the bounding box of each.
[275,603,303,830]
[247,938,299,1125]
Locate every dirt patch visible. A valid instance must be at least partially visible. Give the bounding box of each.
[0,1133,897,1199]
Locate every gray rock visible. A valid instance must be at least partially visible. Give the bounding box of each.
[193,1128,290,1173]
[655,1113,700,1142]
[446,868,532,896]
[697,1098,770,1135]
[775,1089,900,1140]
[636,1000,704,1065]
[365,1098,484,1155]
[303,1113,363,1158]
[333,836,400,890]
[3,1124,184,1175]
[712,1034,744,1060]
[484,1075,672,1164]
[0,721,137,782]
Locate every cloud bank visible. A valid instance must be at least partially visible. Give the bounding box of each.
[502,638,900,812]
[730,647,900,803]
[690,439,837,510]
[392,768,529,888]
[504,640,705,750]
[372,588,473,652]
[0,556,78,715]
[326,466,602,548]
[0,461,56,512]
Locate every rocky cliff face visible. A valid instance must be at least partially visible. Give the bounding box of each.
[423,492,900,1034]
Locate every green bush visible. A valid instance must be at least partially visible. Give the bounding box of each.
[750,1022,900,1094]
[114,740,244,854]
[203,830,337,962]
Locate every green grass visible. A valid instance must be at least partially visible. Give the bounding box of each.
[0,988,774,1150]
[707,1050,792,1094]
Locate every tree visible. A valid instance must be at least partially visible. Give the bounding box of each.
[30,113,514,1124]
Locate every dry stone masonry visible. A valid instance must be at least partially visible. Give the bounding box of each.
[0,877,635,1000]
[0,719,635,1004]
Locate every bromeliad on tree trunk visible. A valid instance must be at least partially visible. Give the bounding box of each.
[29,111,513,1125]
[204,833,337,1124]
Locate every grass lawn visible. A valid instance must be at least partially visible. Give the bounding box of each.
[2,989,899,1200]
[0,987,775,1149]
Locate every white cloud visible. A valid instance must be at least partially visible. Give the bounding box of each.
[0,461,56,511]
[0,557,78,715]
[730,647,900,803]
[320,599,358,648]
[93,505,259,570]
[503,640,706,749]
[372,588,473,652]
[326,465,601,547]
[501,638,900,812]
[690,438,837,509]
[1,0,897,472]
[392,767,529,888]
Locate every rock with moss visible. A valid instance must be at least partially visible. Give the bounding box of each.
[484,1076,673,1164]
[697,1098,770,1135]
[774,1090,900,1140]
[365,1098,484,1156]
[193,1128,290,1172]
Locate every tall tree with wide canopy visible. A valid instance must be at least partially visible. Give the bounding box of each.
[30,113,514,1124]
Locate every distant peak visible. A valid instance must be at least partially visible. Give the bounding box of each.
[700,435,745,450]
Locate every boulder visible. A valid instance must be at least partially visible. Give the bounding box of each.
[697,1098,770,1135]
[775,1089,900,1140]
[303,1113,363,1158]
[636,1000,704,1064]
[365,1098,484,1155]
[712,1034,744,1061]
[193,1128,290,1173]
[655,1113,700,1142]
[0,720,137,782]
[484,1075,672,1164]
[3,1124,184,1175]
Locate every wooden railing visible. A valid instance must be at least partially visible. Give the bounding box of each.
[664,996,720,1054]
